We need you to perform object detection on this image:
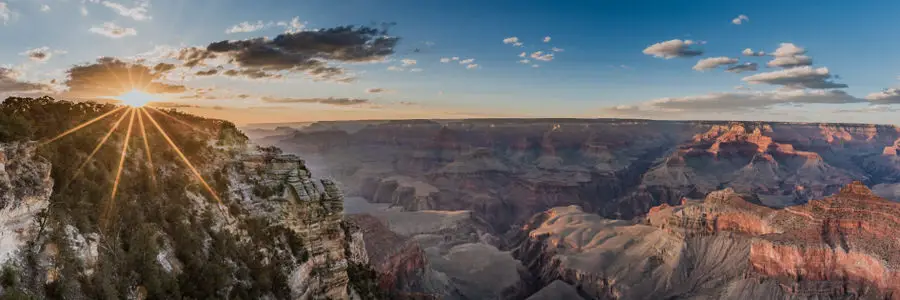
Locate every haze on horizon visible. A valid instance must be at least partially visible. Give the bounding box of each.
[2,0,900,125]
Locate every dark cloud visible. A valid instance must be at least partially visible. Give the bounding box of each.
[726,62,758,73]
[366,87,385,93]
[172,25,398,82]
[222,69,282,79]
[0,68,51,92]
[65,57,187,97]
[22,47,52,62]
[153,63,176,73]
[261,96,369,106]
[176,47,217,68]
[195,69,218,76]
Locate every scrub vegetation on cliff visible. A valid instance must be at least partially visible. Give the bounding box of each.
[0,96,369,299]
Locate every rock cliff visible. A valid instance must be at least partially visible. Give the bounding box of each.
[510,182,900,299]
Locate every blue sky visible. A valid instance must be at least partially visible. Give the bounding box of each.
[2,0,900,124]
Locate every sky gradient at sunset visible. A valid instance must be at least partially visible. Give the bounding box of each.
[2,0,900,124]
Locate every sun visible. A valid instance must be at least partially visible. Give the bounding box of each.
[116,89,155,107]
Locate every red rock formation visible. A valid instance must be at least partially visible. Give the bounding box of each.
[645,182,900,299]
[344,214,432,297]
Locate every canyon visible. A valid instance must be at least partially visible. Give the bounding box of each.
[246,118,900,299]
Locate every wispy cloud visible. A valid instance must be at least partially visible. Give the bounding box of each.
[225,21,267,34]
[89,22,137,38]
[101,0,151,21]
[1,2,15,24]
[732,14,749,25]
[503,36,523,47]
[261,96,370,106]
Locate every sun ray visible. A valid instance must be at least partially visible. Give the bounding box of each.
[126,61,135,90]
[103,108,136,229]
[137,109,156,185]
[100,59,129,93]
[40,106,127,146]
[64,108,131,189]
[140,108,225,209]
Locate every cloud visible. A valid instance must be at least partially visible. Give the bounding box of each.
[439,57,450,63]
[451,57,459,61]
[366,87,386,93]
[502,37,521,46]
[530,51,553,61]
[551,47,564,52]
[89,22,137,38]
[80,6,88,16]
[0,67,51,92]
[401,59,417,66]
[543,36,551,43]
[767,55,812,68]
[261,96,369,106]
[742,66,847,89]
[276,16,305,33]
[466,64,479,69]
[518,59,530,64]
[642,39,703,59]
[173,25,398,82]
[459,58,475,64]
[226,21,267,34]
[409,68,423,72]
[532,64,539,68]
[1,2,13,24]
[101,0,150,21]
[64,57,186,98]
[195,69,218,76]
[222,68,284,79]
[726,62,758,73]
[866,88,900,104]
[732,14,749,25]
[692,56,738,71]
[771,43,806,57]
[518,52,526,58]
[20,47,65,62]
[387,66,404,71]
[622,89,863,113]
[40,4,50,12]
[742,48,765,56]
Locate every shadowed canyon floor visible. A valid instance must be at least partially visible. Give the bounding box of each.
[245,119,900,299]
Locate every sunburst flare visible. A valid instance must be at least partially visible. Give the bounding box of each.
[64,108,131,189]
[102,108,136,228]
[41,106,127,146]
[140,108,225,209]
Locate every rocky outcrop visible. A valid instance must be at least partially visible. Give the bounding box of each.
[231,152,370,299]
[0,142,52,265]
[511,182,900,299]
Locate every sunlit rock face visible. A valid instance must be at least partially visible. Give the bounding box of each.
[0,142,52,265]
[230,152,365,299]
[512,182,900,299]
